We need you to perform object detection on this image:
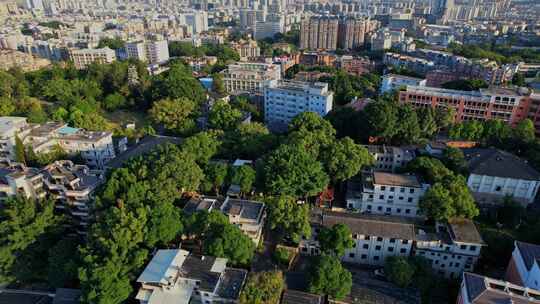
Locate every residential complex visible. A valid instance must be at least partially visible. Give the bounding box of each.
[136,249,247,304]
[464,148,540,206]
[415,219,485,279]
[399,86,534,127]
[184,196,266,244]
[222,62,281,94]
[299,17,339,51]
[0,158,45,201]
[301,210,415,266]
[337,18,367,50]
[346,171,429,217]
[0,117,115,169]
[263,80,333,131]
[69,47,116,69]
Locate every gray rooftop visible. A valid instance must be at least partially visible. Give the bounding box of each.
[463,272,540,303]
[215,268,247,300]
[515,241,540,271]
[448,218,484,245]
[222,198,265,221]
[464,148,540,181]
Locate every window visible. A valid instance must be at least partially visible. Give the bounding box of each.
[460,245,466,250]
[388,247,394,252]
[363,244,369,249]
[390,187,395,191]
[469,246,477,251]
[367,205,372,210]
[361,254,367,259]
[377,237,383,242]
[379,195,385,200]
[374,256,380,261]
[399,196,404,200]
[405,209,410,214]
[386,207,391,212]
[400,188,405,193]
[410,189,415,193]
[349,253,355,258]
[390,238,396,243]
[375,245,381,250]
[402,240,408,244]
[381,186,386,191]
[455,263,460,267]
[407,197,413,203]
[377,206,383,211]
[400,248,407,253]
[364,235,370,240]
[397,208,401,213]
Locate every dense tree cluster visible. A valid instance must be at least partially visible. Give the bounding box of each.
[405,157,479,221]
[308,255,352,300]
[318,224,354,257]
[327,94,454,145]
[447,42,540,64]
[239,271,284,304]
[168,41,240,63]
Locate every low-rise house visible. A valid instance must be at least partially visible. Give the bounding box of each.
[135,249,247,304]
[184,196,266,244]
[346,171,429,218]
[457,272,540,304]
[300,210,415,266]
[364,145,416,172]
[464,148,540,207]
[415,219,484,279]
[506,241,540,290]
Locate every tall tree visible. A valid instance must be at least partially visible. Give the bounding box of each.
[212,73,226,95]
[14,135,26,164]
[181,131,223,165]
[149,97,198,135]
[202,162,229,195]
[240,271,285,304]
[318,224,354,257]
[266,196,311,242]
[385,256,415,288]
[320,137,373,183]
[203,221,255,266]
[208,101,243,130]
[308,255,352,300]
[230,165,256,195]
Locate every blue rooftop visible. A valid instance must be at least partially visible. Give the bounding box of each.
[58,126,80,135]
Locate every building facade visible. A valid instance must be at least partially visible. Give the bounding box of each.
[457,272,540,304]
[415,219,484,279]
[263,80,333,132]
[230,39,260,61]
[505,241,540,290]
[338,18,366,50]
[399,86,532,127]
[346,171,429,218]
[0,159,45,201]
[300,17,339,51]
[222,62,281,94]
[364,145,416,172]
[380,74,427,94]
[126,40,169,64]
[69,47,116,69]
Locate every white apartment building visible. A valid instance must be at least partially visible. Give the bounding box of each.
[505,241,540,290]
[126,40,169,65]
[300,210,415,266]
[136,249,247,304]
[365,145,416,172]
[0,117,115,169]
[184,196,266,244]
[464,148,540,206]
[0,159,46,201]
[183,11,209,34]
[254,20,284,40]
[69,47,116,69]
[222,62,281,94]
[415,219,484,279]
[346,171,429,218]
[380,74,427,94]
[264,80,333,132]
[457,272,540,304]
[231,39,260,61]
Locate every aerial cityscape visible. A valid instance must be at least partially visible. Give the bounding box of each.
[0,0,539,303]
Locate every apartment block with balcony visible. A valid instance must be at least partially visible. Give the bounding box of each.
[0,158,45,201]
[263,80,333,132]
[300,209,415,266]
[299,17,339,51]
[136,249,247,304]
[399,86,532,127]
[415,219,484,279]
[42,160,103,235]
[222,62,281,94]
[346,171,429,218]
[0,117,115,169]
[184,196,266,244]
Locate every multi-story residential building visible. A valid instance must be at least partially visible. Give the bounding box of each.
[42,160,103,234]
[457,272,540,304]
[415,219,484,279]
[254,19,284,40]
[230,39,260,61]
[0,159,45,201]
[184,196,266,244]
[464,148,540,206]
[364,145,416,172]
[338,18,366,50]
[222,62,281,94]
[370,29,393,51]
[264,80,333,132]
[135,249,247,304]
[125,40,169,65]
[399,86,532,127]
[0,117,115,169]
[506,241,540,290]
[380,74,427,94]
[300,17,339,51]
[383,53,436,75]
[300,210,415,266]
[336,56,374,76]
[69,47,116,69]
[346,171,429,218]
[183,11,208,34]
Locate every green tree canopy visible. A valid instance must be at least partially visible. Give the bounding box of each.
[230,165,256,195]
[321,137,373,183]
[308,255,352,300]
[384,256,415,288]
[181,131,222,165]
[201,162,229,195]
[203,219,255,266]
[266,196,311,243]
[318,224,354,257]
[149,97,198,135]
[239,271,284,304]
[208,101,243,130]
